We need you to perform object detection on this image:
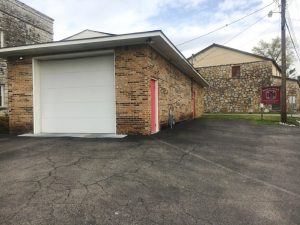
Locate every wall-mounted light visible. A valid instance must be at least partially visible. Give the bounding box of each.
[146,38,154,45]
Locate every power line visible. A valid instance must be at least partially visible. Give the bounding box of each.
[286,22,300,63]
[189,15,268,65]
[224,16,267,45]
[238,22,278,49]
[286,9,300,60]
[176,1,275,47]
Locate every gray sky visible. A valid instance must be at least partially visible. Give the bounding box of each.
[22,0,300,76]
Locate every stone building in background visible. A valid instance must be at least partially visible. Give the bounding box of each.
[0,0,53,115]
[190,44,300,113]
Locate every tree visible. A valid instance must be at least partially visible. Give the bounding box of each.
[252,37,296,77]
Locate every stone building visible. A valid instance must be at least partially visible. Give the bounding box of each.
[0,0,54,115]
[190,44,300,113]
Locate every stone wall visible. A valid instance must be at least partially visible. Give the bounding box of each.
[0,0,53,47]
[271,76,300,112]
[7,45,204,135]
[0,0,54,116]
[197,61,273,113]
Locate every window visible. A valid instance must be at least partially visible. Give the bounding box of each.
[0,85,4,107]
[289,96,297,111]
[232,66,241,78]
[0,31,4,48]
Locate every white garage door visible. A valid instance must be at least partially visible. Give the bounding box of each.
[39,55,116,133]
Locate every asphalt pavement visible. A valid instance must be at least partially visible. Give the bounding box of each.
[0,119,299,225]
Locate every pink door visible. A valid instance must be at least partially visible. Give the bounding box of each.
[151,80,157,133]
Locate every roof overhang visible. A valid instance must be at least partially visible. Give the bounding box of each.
[190,43,282,73]
[0,30,208,87]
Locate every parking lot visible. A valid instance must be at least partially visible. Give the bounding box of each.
[0,119,300,225]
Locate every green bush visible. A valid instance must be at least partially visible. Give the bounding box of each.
[0,115,9,134]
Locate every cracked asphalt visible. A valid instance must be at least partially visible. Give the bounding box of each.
[0,119,300,225]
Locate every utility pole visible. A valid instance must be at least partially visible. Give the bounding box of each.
[281,0,287,123]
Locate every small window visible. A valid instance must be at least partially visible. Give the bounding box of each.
[0,31,4,48]
[232,66,240,78]
[0,85,4,107]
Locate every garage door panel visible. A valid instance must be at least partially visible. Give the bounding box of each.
[41,70,114,89]
[42,102,115,118]
[41,86,115,104]
[39,55,116,134]
[40,56,114,74]
[42,117,116,133]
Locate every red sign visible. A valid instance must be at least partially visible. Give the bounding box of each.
[261,86,281,104]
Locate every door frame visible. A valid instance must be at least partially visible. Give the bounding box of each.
[151,79,159,134]
[32,50,115,134]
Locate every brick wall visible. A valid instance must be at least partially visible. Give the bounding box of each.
[197,61,273,113]
[192,81,204,117]
[115,45,151,135]
[115,45,204,135]
[7,57,33,133]
[7,45,204,135]
[147,47,204,125]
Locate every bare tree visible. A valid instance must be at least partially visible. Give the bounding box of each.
[252,37,296,77]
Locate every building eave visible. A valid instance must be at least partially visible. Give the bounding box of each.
[189,43,282,73]
[272,75,300,87]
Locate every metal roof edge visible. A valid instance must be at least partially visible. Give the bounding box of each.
[158,31,209,87]
[0,29,209,87]
[0,30,163,52]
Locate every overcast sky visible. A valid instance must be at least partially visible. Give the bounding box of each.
[22,0,300,75]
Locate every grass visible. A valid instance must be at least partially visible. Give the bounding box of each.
[203,114,300,126]
[0,115,9,134]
